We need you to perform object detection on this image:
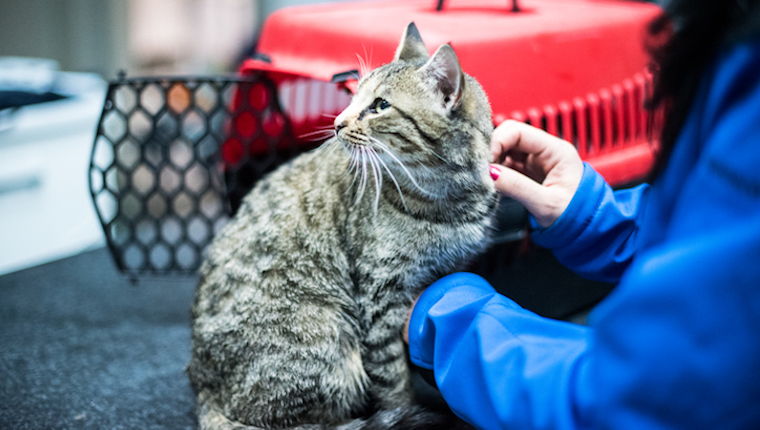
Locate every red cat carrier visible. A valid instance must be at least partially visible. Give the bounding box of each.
[90,0,662,317]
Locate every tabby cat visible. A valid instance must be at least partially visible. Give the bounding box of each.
[188,23,497,430]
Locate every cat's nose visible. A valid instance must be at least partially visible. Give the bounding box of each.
[335,121,348,133]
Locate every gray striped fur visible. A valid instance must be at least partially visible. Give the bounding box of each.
[188,22,497,430]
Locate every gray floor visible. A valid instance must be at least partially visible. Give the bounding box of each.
[0,248,198,430]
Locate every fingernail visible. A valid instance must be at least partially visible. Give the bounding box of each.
[489,165,500,181]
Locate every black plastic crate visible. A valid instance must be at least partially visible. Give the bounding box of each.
[89,74,308,275]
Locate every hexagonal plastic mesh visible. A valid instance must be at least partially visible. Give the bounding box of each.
[89,74,347,275]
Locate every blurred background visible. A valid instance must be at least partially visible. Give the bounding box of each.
[0,0,341,275]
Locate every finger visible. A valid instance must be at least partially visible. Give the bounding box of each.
[490,120,565,163]
[489,164,546,212]
[506,149,528,166]
[501,152,545,183]
[522,153,548,183]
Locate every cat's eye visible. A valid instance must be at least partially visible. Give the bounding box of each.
[369,98,391,114]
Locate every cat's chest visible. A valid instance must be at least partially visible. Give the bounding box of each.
[348,208,488,290]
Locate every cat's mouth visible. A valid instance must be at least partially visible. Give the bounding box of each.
[335,128,370,149]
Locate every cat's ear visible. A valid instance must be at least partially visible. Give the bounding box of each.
[417,44,464,112]
[394,22,430,62]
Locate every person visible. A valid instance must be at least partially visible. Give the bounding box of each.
[404,0,760,428]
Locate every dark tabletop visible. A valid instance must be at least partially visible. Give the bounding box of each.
[0,248,198,430]
[0,243,610,430]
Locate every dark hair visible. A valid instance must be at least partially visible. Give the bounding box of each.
[646,0,760,180]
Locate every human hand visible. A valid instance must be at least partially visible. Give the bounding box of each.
[489,120,584,228]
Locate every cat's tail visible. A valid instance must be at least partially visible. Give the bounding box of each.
[197,392,472,430]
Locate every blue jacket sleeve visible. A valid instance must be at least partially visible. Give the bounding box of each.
[530,163,650,283]
[408,273,594,430]
[408,37,760,430]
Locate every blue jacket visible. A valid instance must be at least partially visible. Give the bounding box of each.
[407,37,760,429]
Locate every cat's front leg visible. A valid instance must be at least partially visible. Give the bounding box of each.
[361,294,416,409]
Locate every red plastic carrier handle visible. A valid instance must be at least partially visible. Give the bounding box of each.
[436,0,520,12]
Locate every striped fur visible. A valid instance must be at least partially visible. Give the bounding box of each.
[188,23,497,430]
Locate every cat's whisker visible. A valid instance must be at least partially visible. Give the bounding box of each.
[355,53,363,76]
[321,113,338,119]
[342,154,358,183]
[310,137,335,158]
[355,147,364,205]
[347,146,361,190]
[367,148,383,214]
[365,150,377,213]
[300,127,335,136]
[372,148,409,211]
[318,135,341,151]
[355,53,368,78]
[354,147,369,206]
[310,138,342,179]
[367,45,374,75]
[303,124,335,131]
[299,128,336,142]
[303,134,336,144]
[362,43,374,77]
[368,137,440,199]
[424,147,448,163]
[360,147,371,206]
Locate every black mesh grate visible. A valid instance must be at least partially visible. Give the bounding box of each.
[89,74,316,275]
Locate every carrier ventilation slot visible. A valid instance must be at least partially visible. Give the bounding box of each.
[502,71,663,186]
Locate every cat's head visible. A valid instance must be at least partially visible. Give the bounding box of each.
[334,23,494,202]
